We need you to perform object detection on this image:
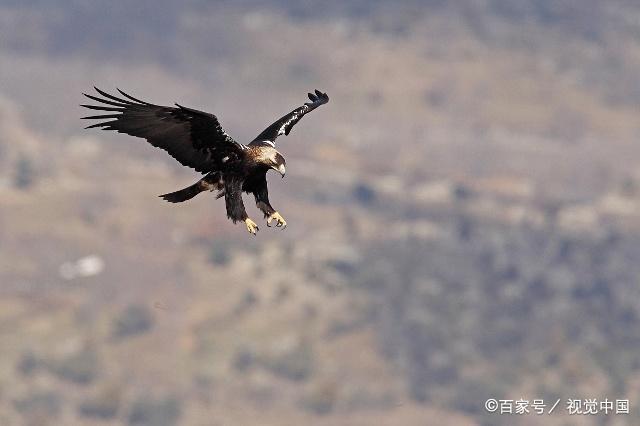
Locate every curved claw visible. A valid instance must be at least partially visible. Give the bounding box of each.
[267,212,287,230]
[244,218,259,235]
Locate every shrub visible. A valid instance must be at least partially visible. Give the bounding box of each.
[263,339,315,382]
[13,154,35,190]
[113,305,154,340]
[78,386,122,420]
[232,345,255,372]
[128,395,182,426]
[16,350,41,376]
[353,183,376,205]
[49,347,100,385]
[14,391,62,418]
[209,242,232,266]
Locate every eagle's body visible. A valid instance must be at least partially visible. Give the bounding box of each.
[82,88,329,234]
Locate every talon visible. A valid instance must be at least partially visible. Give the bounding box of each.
[244,218,259,235]
[267,212,287,229]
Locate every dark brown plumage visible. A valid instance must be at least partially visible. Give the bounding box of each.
[81,88,329,234]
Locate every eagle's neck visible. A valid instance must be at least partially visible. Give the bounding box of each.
[250,146,280,164]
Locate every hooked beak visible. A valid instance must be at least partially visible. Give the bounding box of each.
[276,164,286,178]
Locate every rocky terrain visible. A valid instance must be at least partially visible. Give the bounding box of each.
[1,1,640,425]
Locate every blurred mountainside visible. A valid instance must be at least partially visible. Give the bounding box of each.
[1,1,640,425]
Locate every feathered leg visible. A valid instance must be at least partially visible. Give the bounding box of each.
[253,183,286,229]
[226,179,258,235]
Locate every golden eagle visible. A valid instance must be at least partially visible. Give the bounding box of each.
[82,88,329,234]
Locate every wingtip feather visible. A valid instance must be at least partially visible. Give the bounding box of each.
[82,92,129,107]
[93,87,136,105]
[117,88,150,105]
[306,89,329,105]
[84,122,105,129]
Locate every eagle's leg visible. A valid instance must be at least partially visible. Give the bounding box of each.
[245,218,259,235]
[252,179,286,230]
[256,201,286,229]
[267,211,287,229]
[226,180,259,235]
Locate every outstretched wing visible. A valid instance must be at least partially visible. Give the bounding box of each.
[81,88,246,173]
[249,89,329,146]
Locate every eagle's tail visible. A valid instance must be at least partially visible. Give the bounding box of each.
[159,182,204,203]
[160,173,224,203]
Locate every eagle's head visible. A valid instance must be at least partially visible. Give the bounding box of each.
[255,146,286,178]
